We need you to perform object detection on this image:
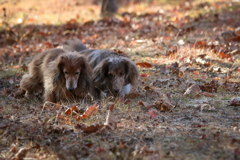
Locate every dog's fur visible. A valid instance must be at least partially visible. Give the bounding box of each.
[15,47,92,103]
[63,38,139,99]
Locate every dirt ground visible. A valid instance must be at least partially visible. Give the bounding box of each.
[0,0,240,159]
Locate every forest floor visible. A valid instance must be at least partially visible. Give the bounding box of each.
[0,0,240,159]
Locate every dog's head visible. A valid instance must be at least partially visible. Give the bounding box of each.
[57,54,92,91]
[93,57,138,96]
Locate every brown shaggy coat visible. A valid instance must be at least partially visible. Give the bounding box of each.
[15,47,92,103]
[63,38,139,99]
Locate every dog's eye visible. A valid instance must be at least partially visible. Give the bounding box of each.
[64,71,69,75]
[108,73,114,77]
[75,72,80,75]
[119,72,124,76]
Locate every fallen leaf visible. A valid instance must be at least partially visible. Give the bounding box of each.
[229,97,240,106]
[213,77,221,80]
[191,123,204,128]
[195,40,207,48]
[125,88,140,99]
[139,146,156,154]
[193,71,199,75]
[140,73,148,77]
[7,78,14,84]
[219,52,226,59]
[133,145,157,156]
[200,92,215,97]
[76,104,99,120]
[200,104,215,111]
[154,94,175,111]
[13,65,20,69]
[184,84,201,97]
[231,138,240,145]
[96,147,104,153]
[13,148,30,160]
[148,109,157,118]
[65,106,79,115]
[138,101,154,109]
[55,102,61,110]
[200,80,218,93]
[124,99,131,104]
[75,123,103,134]
[65,108,72,115]
[71,106,78,111]
[10,145,17,153]
[104,103,117,130]
[136,62,152,68]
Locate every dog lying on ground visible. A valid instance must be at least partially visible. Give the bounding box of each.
[63,38,139,99]
[15,44,92,103]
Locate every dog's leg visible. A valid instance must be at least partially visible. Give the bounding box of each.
[14,89,26,98]
[44,89,57,103]
[90,86,102,100]
[121,84,132,97]
[17,74,39,99]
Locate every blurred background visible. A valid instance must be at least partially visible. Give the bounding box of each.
[1,0,234,26]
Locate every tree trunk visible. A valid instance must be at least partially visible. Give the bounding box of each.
[101,0,118,17]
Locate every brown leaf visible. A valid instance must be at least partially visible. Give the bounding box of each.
[65,108,72,115]
[65,106,78,115]
[192,71,199,75]
[184,84,201,97]
[194,40,207,48]
[219,52,226,59]
[75,123,103,134]
[133,146,156,156]
[125,88,140,99]
[138,101,154,109]
[199,92,215,97]
[71,106,78,111]
[200,80,218,93]
[136,62,152,68]
[104,103,117,130]
[154,94,175,111]
[140,73,148,77]
[13,148,29,160]
[229,97,240,106]
[76,104,98,120]
[55,102,61,110]
[148,109,157,118]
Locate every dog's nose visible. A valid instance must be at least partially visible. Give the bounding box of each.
[68,87,75,91]
[114,89,120,94]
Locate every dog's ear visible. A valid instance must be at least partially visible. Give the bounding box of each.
[124,59,139,86]
[92,59,110,84]
[76,56,93,88]
[57,55,66,71]
[53,55,66,84]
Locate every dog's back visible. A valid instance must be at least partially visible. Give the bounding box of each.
[62,37,87,52]
[62,39,126,68]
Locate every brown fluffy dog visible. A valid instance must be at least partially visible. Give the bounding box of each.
[63,38,139,99]
[15,47,92,103]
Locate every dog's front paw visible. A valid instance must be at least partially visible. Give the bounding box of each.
[25,91,35,99]
[14,89,26,98]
